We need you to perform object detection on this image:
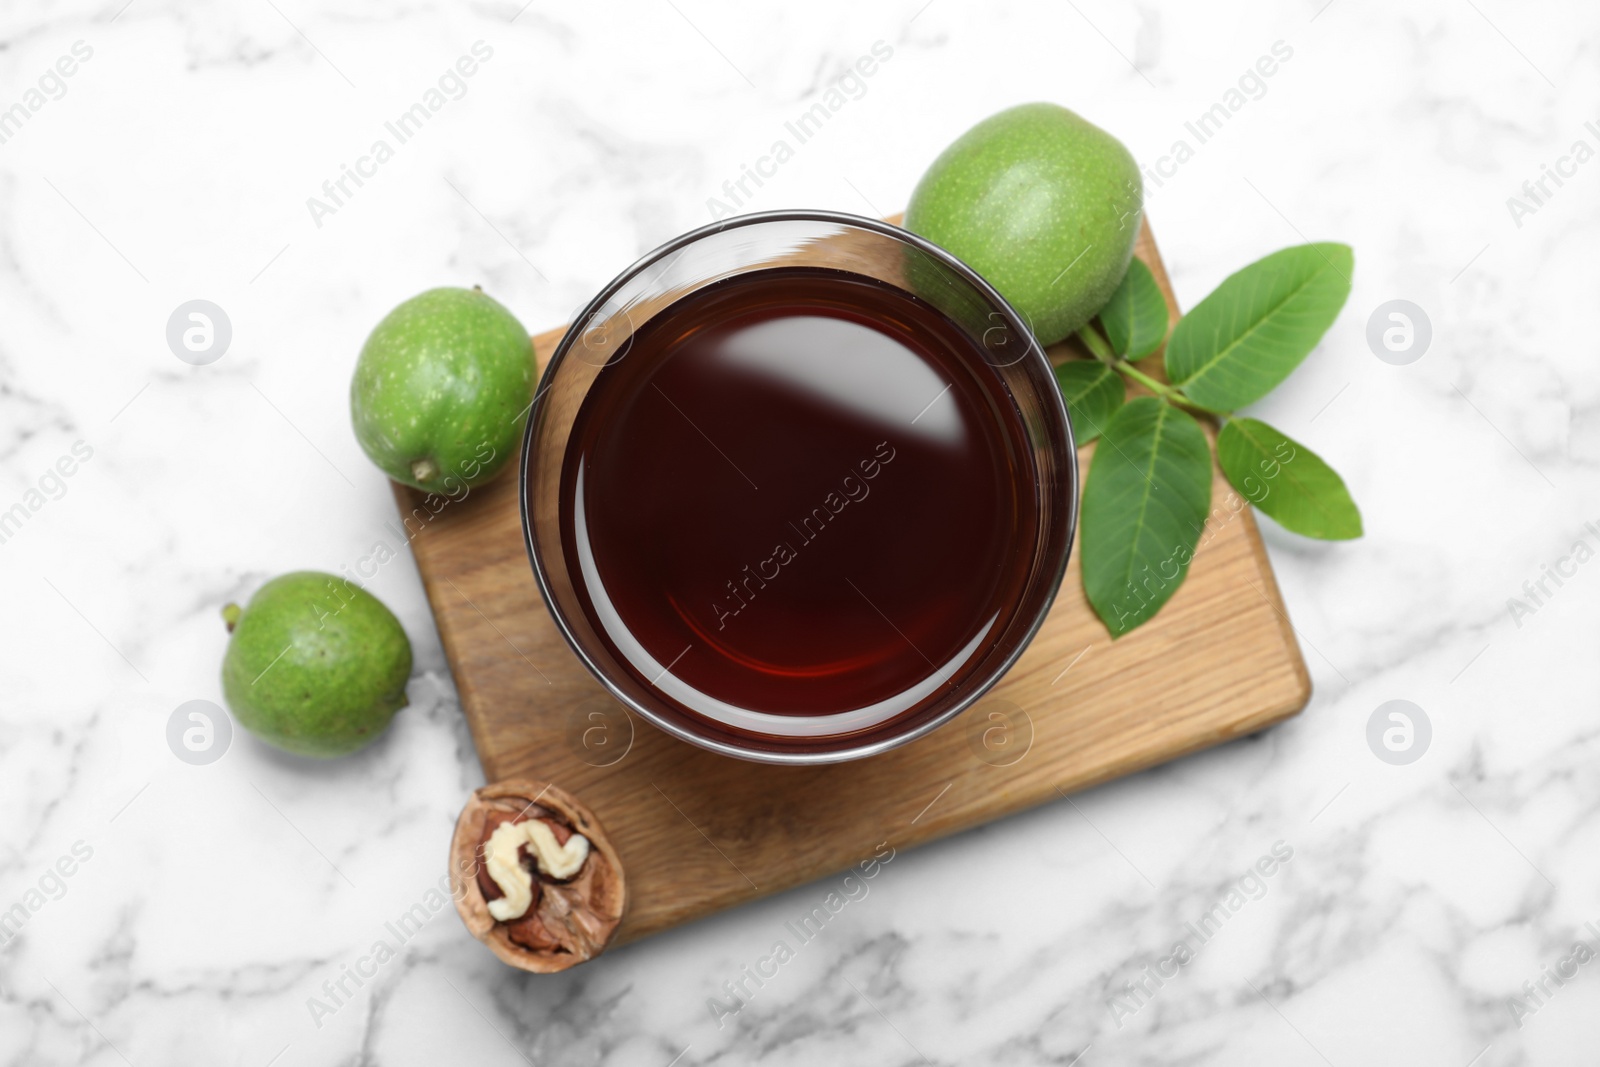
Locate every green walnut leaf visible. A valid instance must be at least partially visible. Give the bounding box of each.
[1217,418,1362,540]
[1053,360,1125,444]
[1097,258,1169,361]
[1081,397,1213,637]
[1165,243,1353,411]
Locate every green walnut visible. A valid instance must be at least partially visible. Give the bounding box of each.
[906,103,1143,346]
[221,572,412,758]
[350,287,533,495]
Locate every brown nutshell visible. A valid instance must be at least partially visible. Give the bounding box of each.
[449,779,626,973]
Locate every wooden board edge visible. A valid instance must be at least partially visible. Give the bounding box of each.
[1229,505,1314,716]
[389,481,503,756]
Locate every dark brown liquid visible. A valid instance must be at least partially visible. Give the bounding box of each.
[560,267,1038,742]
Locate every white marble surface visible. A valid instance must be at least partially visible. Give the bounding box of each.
[2,0,1597,1063]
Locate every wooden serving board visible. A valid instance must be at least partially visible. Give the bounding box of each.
[399,219,1310,948]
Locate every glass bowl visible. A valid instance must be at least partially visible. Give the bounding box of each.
[520,210,1076,764]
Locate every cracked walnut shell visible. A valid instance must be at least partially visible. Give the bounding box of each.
[449,780,626,973]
